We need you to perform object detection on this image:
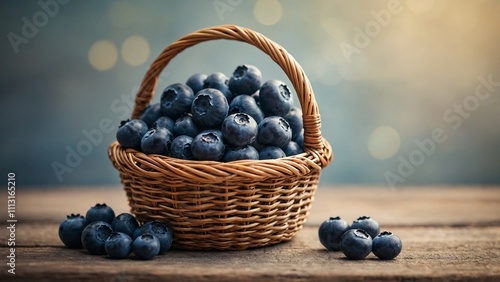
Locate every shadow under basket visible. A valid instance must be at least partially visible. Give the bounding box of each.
[108,25,333,251]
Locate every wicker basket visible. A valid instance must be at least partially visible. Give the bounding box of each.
[108,25,333,250]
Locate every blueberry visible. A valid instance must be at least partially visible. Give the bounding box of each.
[372,231,402,260]
[160,83,194,120]
[203,72,234,103]
[186,73,207,95]
[140,127,174,156]
[223,145,259,162]
[132,233,161,260]
[111,213,140,238]
[170,135,194,160]
[282,141,304,156]
[191,88,229,129]
[259,146,286,160]
[81,221,113,255]
[229,94,264,124]
[221,113,258,146]
[105,232,133,259]
[191,130,226,161]
[259,80,293,116]
[351,216,380,239]
[294,129,304,149]
[116,119,148,149]
[136,221,173,254]
[85,203,115,225]
[58,213,87,248]
[228,65,262,95]
[257,116,292,148]
[340,229,373,260]
[140,103,162,128]
[318,216,350,251]
[173,114,199,138]
[283,107,303,140]
[152,116,175,132]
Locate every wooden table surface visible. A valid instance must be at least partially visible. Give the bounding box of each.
[1,185,499,281]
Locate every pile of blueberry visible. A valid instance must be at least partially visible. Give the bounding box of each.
[58,203,172,260]
[117,64,305,161]
[318,216,402,260]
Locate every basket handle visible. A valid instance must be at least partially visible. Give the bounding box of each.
[131,25,331,165]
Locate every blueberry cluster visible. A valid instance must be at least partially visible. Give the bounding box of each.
[318,216,402,260]
[116,64,305,161]
[58,203,172,260]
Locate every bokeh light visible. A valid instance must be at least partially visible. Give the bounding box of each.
[88,40,118,71]
[121,35,150,66]
[254,0,283,26]
[367,126,401,160]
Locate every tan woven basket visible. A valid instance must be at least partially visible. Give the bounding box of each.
[108,25,333,250]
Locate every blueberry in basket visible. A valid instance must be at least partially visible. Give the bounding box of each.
[116,119,148,149]
[228,64,262,95]
[283,141,303,156]
[186,73,207,95]
[259,146,286,160]
[257,116,292,148]
[140,102,162,128]
[259,79,293,117]
[191,129,226,161]
[221,113,258,146]
[191,88,229,129]
[203,72,234,103]
[152,116,175,132]
[140,127,174,156]
[223,145,259,162]
[170,135,194,160]
[160,82,194,120]
[229,94,264,124]
[283,106,303,140]
[173,113,199,138]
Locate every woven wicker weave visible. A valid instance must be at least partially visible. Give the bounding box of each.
[108,25,333,250]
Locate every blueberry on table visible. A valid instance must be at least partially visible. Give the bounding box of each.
[160,83,194,120]
[111,213,140,238]
[203,72,234,103]
[173,114,199,138]
[222,113,258,146]
[223,145,259,162]
[186,73,207,95]
[282,141,304,156]
[85,203,115,225]
[132,234,161,260]
[259,146,286,160]
[105,232,133,259]
[228,64,262,95]
[140,127,174,156]
[152,116,175,132]
[116,119,148,149]
[81,221,113,255]
[229,94,264,124]
[340,229,373,260]
[170,135,194,160]
[350,216,380,239]
[58,213,87,248]
[137,221,173,254]
[191,130,226,161]
[372,231,402,260]
[259,80,293,117]
[140,103,162,128]
[318,216,350,251]
[257,116,292,148]
[191,88,229,129]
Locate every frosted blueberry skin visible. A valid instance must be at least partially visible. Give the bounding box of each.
[81,221,113,255]
[136,221,173,254]
[229,94,264,124]
[140,127,174,156]
[257,116,292,148]
[223,145,259,162]
[282,141,303,156]
[283,107,303,140]
[228,65,262,95]
[191,130,226,161]
[202,72,234,103]
[221,113,258,146]
[259,80,293,117]
[170,135,194,160]
[340,229,373,260]
[105,232,133,259]
[132,234,160,260]
[191,88,229,130]
[160,83,194,120]
[152,116,175,132]
[372,231,403,260]
[318,216,350,251]
[116,119,148,149]
[85,203,115,225]
[173,114,199,138]
[112,213,140,238]
[350,216,380,239]
[186,73,207,95]
[259,146,286,160]
[59,213,87,249]
[140,103,162,128]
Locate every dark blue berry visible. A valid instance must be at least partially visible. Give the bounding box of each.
[191,130,226,161]
[170,135,194,160]
[259,146,286,160]
[173,114,199,138]
[372,231,402,260]
[132,234,160,260]
[160,83,194,120]
[283,107,303,140]
[282,141,303,156]
[191,88,229,129]
[81,221,113,255]
[294,129,304,149]
[186,73,207,95]
[351,216,380,239]
[116,119,148,149]
[140,127,174,156]
[257,116,292,148]
[111,213,140,238]
[340,229,372,260]
[152,116,175,132]
[221,113,258,146]
[140,103,162,128]
[58,213,87,248]
[203,72,234,103]
[136,221,173,254]
[228,65,262,95]
[105,232,133,259]
[229,94,264,124]
[85,203,115,225]
[259,80,293,116]
[318,216,350,251]
[223,145,259,162]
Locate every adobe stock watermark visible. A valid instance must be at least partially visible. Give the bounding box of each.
[51,71,169,182]
[384,74,500,188]
[7,0,70,54]
[339,0,404,63]
[213,0,242,20]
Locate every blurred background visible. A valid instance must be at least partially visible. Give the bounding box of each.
[1,0,499,188]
